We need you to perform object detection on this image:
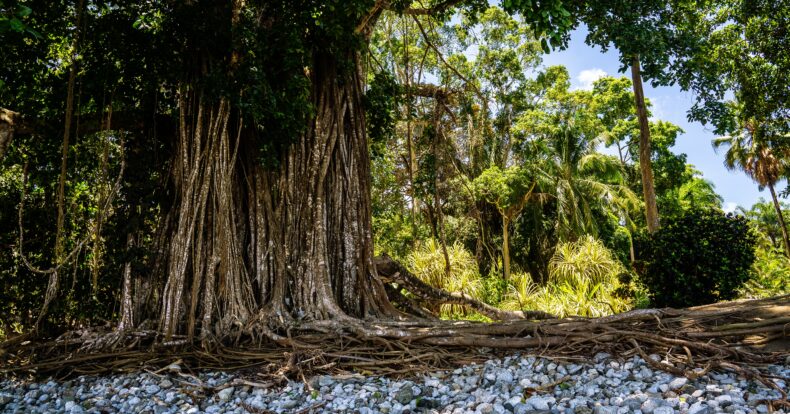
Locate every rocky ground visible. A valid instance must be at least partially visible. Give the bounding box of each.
[1,353,787,414]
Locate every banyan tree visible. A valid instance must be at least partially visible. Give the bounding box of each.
[3,3,790,385]
[0,0,575,343]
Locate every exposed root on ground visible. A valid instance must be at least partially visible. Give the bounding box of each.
[1,259,788,408]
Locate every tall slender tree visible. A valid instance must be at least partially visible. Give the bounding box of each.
[579,0,701,233]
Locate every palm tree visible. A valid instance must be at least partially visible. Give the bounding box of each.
[713,119,790,257]
[541,113,640,242]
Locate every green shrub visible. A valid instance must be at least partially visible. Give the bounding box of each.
[741,241,790,299]
[407,239,484,317]
[501,237,635,317]
[637,209,756,307]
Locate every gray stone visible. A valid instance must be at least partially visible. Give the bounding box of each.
[688,402,712,414]
[395,386,414,405]
[513,403,533,414]
[716,394,734,407]
[478,402,494,414]
[593,406,617,414]
[318,375,334,387]
[526,396,553,411]
[623,397,642,411]
[497,370,514,383]
[667,377,688,390]
[417,397,440,409]
[281,399,298,409]
[652,408,673,414]
[145,384,160,395]
[504,396,522,410]
[217,387,234,402]
[640,398,663,413]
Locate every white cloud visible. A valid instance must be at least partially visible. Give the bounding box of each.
[723,202,739,214]
[576,68,607,90]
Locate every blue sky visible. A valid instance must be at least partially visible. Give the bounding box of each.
[542,25,779,212]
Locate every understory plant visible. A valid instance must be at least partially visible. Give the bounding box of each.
[500,236,635,317]
[740,237,790,299]
[637,209,757,307]
[407,239,484,317]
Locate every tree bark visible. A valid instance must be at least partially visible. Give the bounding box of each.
[152,50,399,341]
[119,234,135,331]
[768,182,790,258]
[630,55,660,233]
[0,109,21,162]
[502,216,511,280]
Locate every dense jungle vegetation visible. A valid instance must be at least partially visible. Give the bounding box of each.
[0,0,788,343]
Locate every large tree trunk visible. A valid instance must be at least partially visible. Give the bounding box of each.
[768,182,790,258]
[630,55,660,233]
[149,51,398,341]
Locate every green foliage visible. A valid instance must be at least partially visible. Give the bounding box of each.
[365,71,401,157]
[500,0,578,52]
[678,0,789,137]
[501,237,635,317]
[0,128,162,334]
[637,209,757,308]
[407,239,484,317]
[549,236,622,288]
[0,2,40,38]
[473,166,534,215]
[743,243,790,299]
[580,0,700,86]
[737,202,790,299]
[738,198,790,251]
[517,68,640,241]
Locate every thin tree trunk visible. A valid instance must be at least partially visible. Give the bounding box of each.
[432,101,451,278]
[119,234,135,331]
[404,19,419,246]
[630,55,660,233]
[55,0,86,263]
[502,216,511,281]
[768,182,790,258]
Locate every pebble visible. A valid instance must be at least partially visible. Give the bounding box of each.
[668,377,689,390]
[217,386,234,401]
[1,354,786,414]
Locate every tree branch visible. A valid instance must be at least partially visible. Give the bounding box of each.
[374,254,557,321]
[411,15,487,103]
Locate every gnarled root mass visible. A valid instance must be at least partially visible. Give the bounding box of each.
[2,290,788,408]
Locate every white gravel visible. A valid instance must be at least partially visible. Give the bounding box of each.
[1,353,787,413]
